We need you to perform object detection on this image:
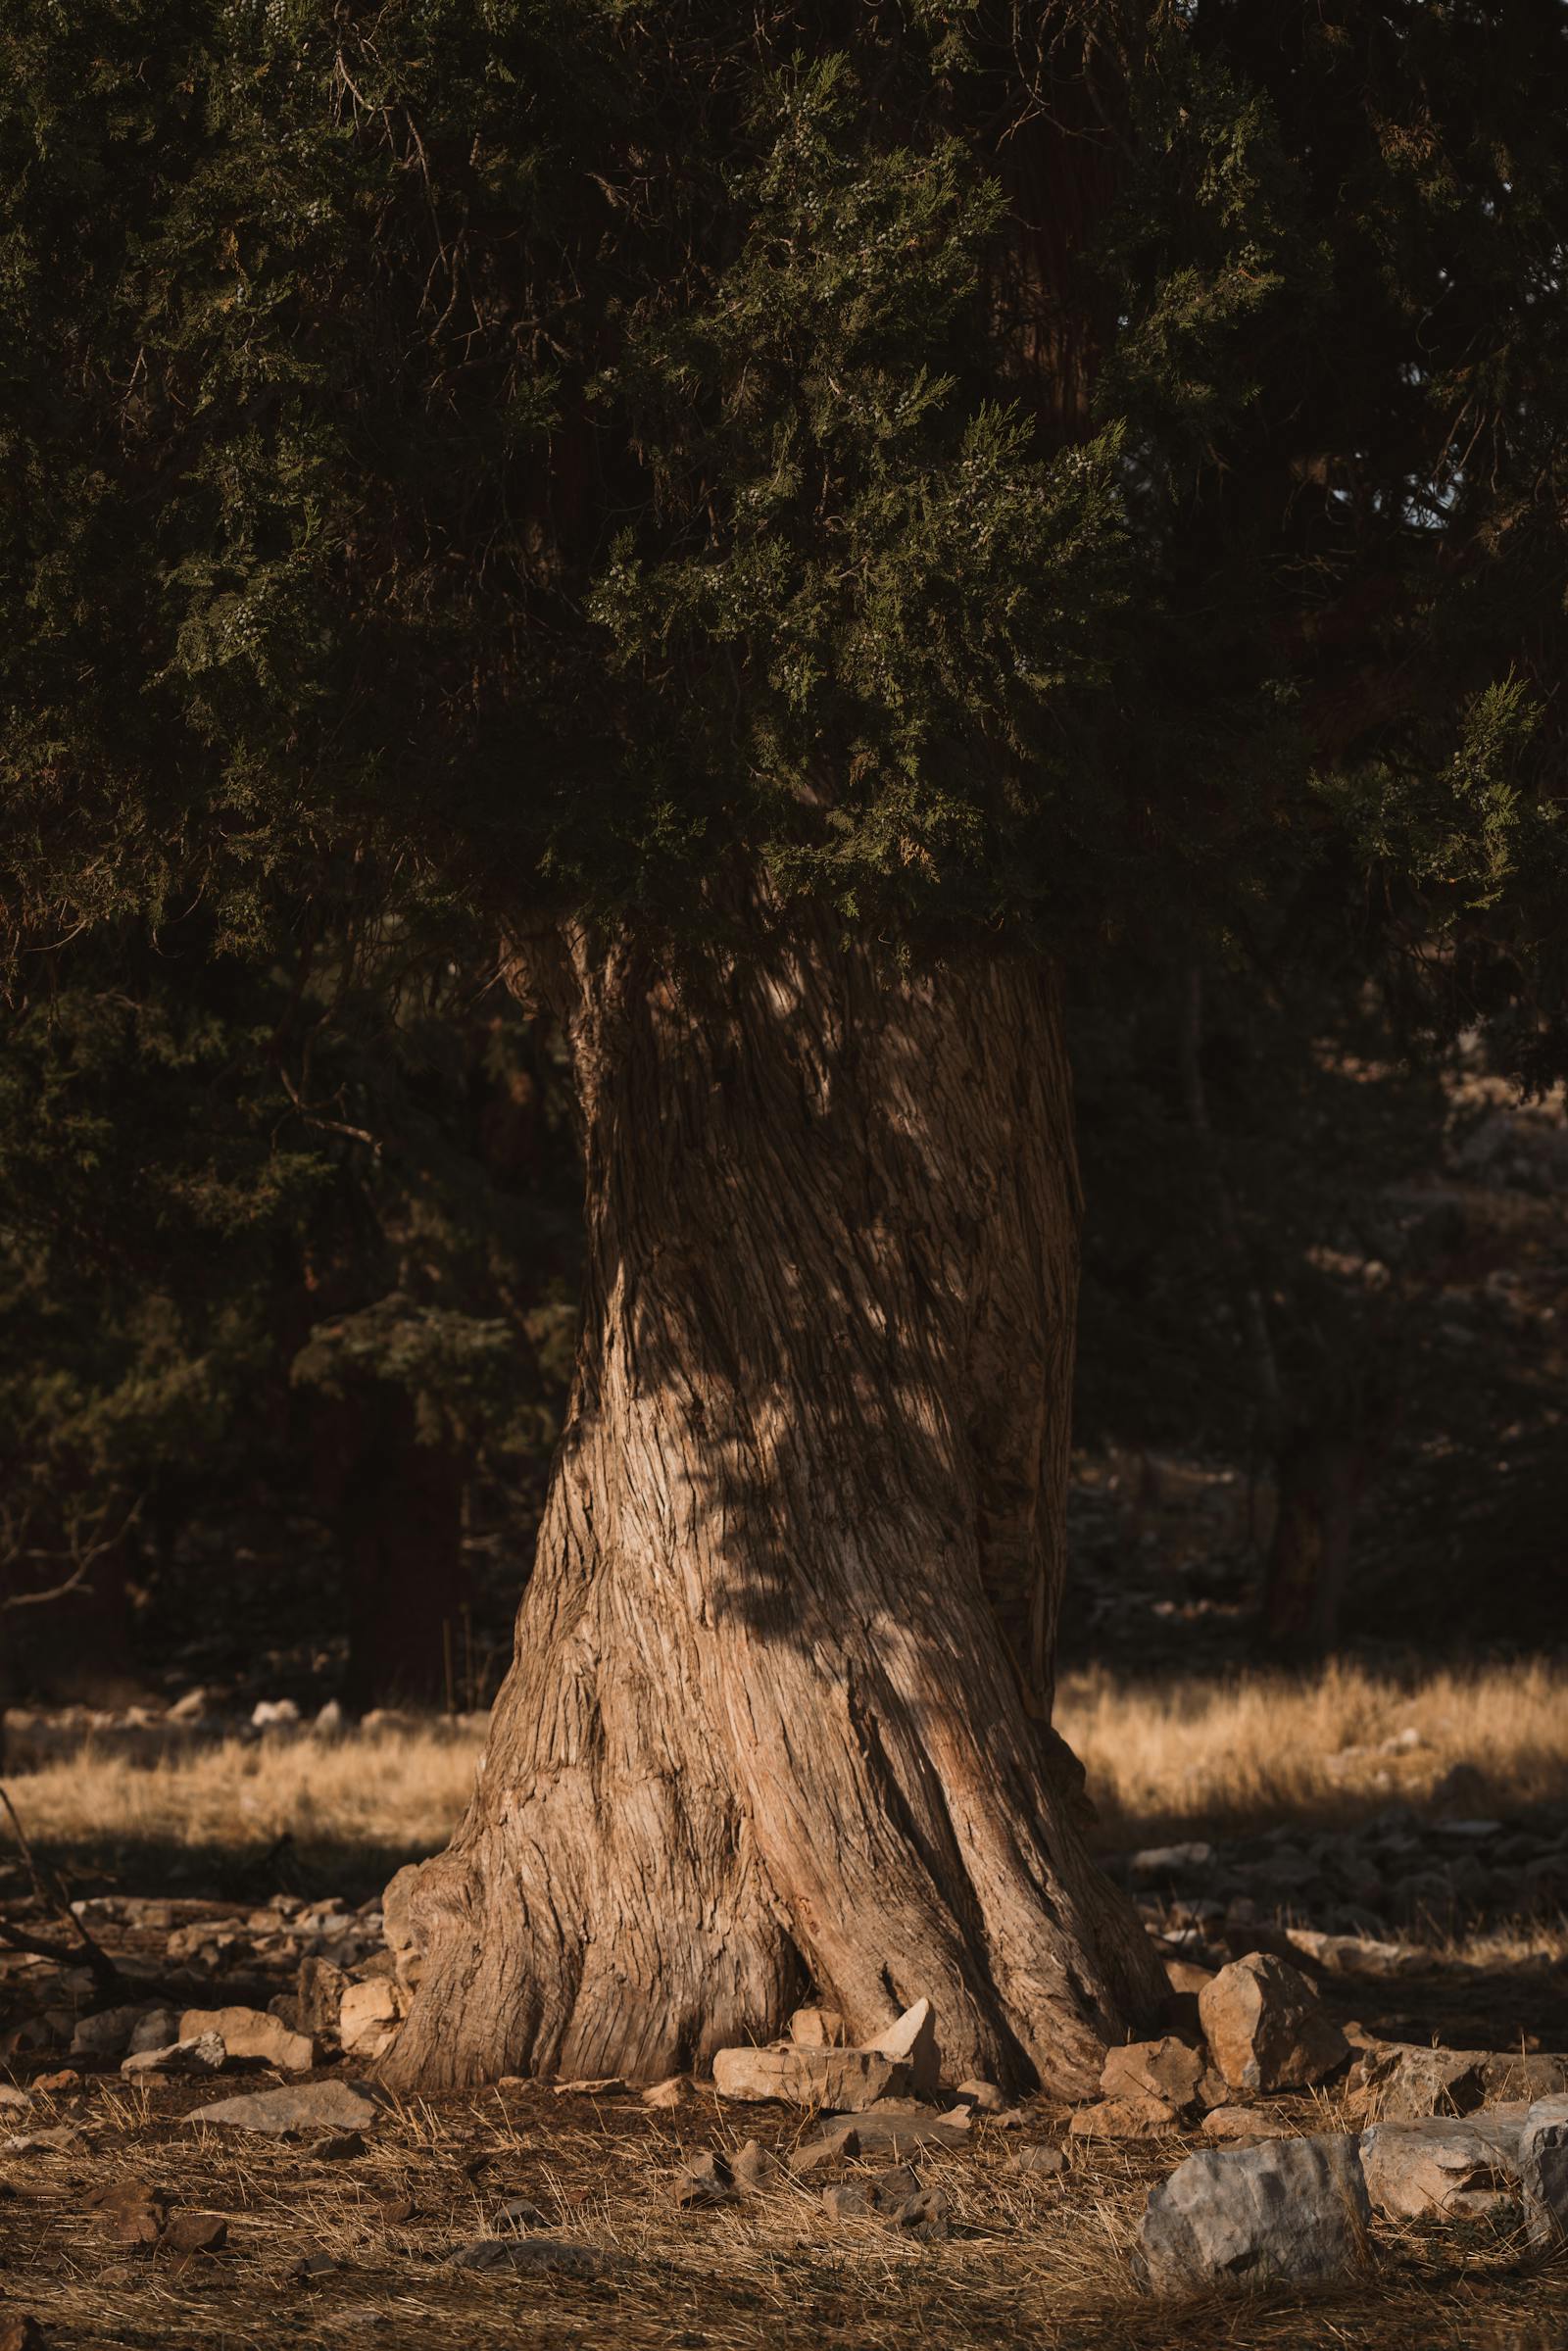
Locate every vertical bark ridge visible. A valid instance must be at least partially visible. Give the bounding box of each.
[382,904,1164,2097]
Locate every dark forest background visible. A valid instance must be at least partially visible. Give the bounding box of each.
[5,908,1564,1715]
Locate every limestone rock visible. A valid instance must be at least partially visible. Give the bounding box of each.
[88,2180,168,2245]
[338,1979,402,2062]
[166,2212,228,2254]
[867,2000,941,2101]
[1200,1953,1348,2091]
[1162,1956,1216,1996]
[731,2137,776,2191]
[1521,2093,1568,2246]
[711,2044,910,2109]
[122,2033,226,2079]
[789,2120,860,2173]
[184,2079,379,2136]
[1345,2043,1567,2122]
[1201,2107,1283,2143]
[1138,2133,1371,2294]
[1069,2094,1179,2140]
[955,2078,1006,2113]
[672,2150,732,2208]
[294,1957,352,2038]
[178,2005,315,2074]
[1359,2116,1523,2221]
[788,2105,969,2171]
[641,2074,695,2110]
[1101,2036,1205,2112]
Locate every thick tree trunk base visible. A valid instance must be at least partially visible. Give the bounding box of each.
[381,913,1164,2098]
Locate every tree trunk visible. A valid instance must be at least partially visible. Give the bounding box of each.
[1260,1428,1363,1656]
[381,910,1164,2098]
[334,1396,469,1715]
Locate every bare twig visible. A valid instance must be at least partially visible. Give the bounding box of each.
[0,1783,124,1998]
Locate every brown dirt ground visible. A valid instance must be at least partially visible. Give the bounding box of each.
[2,2061,1566,2351]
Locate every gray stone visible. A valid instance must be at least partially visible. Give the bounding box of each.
[1521,2093,1568,2246]
[711,2044,910,2109]
[1130,1842,1216,1880]
[449,2235,605,2277]
[70,2004,160,2062]
[1359,2116,1523,2220]
[1138,2133,1372,2294]
[788,2106,969,2171]
[183,2079,379,2136]
[125,2008,180,2057]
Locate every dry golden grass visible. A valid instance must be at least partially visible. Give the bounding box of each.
[11,1719,485,1874]
[8,1660,1567,1882]
[1057,1658,1568,1846]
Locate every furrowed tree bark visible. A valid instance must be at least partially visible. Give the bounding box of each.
[381,908,1164,2097]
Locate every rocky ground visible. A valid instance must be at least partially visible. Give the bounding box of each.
[1,1820,1566,2351]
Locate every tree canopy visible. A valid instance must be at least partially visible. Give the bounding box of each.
[5,0,1568,1022]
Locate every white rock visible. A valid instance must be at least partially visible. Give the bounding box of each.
[338,1979,403,2061]
[868,1999,942,2099]
[122,2033,227,2079]
[178,2004,315,2074]
[1359,2116,1523,2220]
[711,2044,910,2109]
[251,1698,301,1729]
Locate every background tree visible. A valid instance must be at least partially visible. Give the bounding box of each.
[4,0,1568,2093]
[0,906,578,1710]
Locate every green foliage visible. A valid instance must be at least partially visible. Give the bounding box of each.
[4,0,1562,980]
[0,912,578,1621]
